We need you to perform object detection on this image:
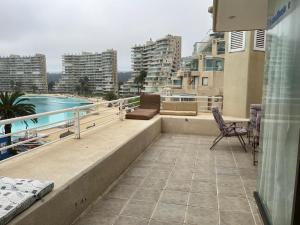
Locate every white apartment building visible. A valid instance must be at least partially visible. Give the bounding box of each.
[145,35,181,93]
[54,50,118,95]
[0,54,48,93]
[120,35,181,96]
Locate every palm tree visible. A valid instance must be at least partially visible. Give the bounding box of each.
[48,81,55,92]
[104,91,118,101]
[76,76,90,96]
[0,92,37,147]
[134,70,147,94]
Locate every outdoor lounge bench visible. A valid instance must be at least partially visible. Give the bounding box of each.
[126,94,160,120]
[0,177,54,225]
[160,102,198,116]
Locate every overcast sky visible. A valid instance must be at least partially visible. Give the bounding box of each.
[0,0,212,72]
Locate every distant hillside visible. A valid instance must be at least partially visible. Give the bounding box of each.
[47,73,61,83]
[118,72,131,83]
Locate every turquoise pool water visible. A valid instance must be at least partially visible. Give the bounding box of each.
[0,96,90,133]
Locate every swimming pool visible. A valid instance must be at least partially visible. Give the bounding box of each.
[0,96,91,133]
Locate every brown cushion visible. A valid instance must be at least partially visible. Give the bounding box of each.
[140,94,161,113]
[126,109,158,120]
[162,102,198,112]
[160,110,197,116]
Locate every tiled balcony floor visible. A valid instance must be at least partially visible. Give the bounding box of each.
[73,134,262,225]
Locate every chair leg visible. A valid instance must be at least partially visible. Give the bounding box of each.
[213,133,222,143]
[247,130,251,144]
[210,135,224,150]
[253,136,258,166]
[237,135,247,152]
[240,135,247,146]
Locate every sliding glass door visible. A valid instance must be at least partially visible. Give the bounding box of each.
[257,0,300,224]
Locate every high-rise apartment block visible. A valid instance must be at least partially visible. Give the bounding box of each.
[54,50,118,94]
[0,54,48,93]
[120,35,181,96]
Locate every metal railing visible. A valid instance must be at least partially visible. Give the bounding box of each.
[0,96,140,156]
[160,95,223,113]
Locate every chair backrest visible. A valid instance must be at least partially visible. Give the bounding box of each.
[140,94,161,112]
[250,104,262,128]
[212,107,227,133]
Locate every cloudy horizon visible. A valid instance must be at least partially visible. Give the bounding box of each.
[0,0,212,72]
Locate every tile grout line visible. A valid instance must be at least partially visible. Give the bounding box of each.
[230,140,257,225]
[147,139,186,225]
[147,152,179,224]
[214,144,221,225]
[183,153,197,224]
[111,138,163,225]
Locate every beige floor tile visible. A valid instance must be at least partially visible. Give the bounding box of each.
[132,188,161,202]
[188,192,218,209]
[220,211,256,225]
[74,214,116,225]
[219,195,251,212]
[141,177,167,190]
[160,190,189,205]
[92,197,127,216]
[165,178,192,192]
[186,206,218,225]
[149,219,182,225]
[119,176,144,186]
[121,199,156,219]
[107,185,136,199]
[114,216,149,225]
[152,202,186,224]
[190,180,217,194]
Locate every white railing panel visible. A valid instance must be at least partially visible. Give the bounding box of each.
[0,96,140,156]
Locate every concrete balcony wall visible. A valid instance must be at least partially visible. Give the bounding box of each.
[2,118,161,225]
[161,115,219,136]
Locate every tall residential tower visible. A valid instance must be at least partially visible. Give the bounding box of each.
[0,54,48,93]
[54,50,118,94]
[120,35,181,96]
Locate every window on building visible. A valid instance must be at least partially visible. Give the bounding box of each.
[205,58,224,71]
[254,30,266,51]
[202,77,208,86]
[217,41,225,54]
[191,59,199,71]
[228,31,246,52]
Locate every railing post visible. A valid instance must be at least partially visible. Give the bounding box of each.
[74,108,80,139]
[119,99,124,121]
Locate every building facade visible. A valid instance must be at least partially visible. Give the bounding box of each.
[0,54,48,93]
[120,35,181,96]
[54,50,118,95]
[172,33,225,97]
[222,30,266,118]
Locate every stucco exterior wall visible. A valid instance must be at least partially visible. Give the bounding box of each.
[223,31,264,118]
